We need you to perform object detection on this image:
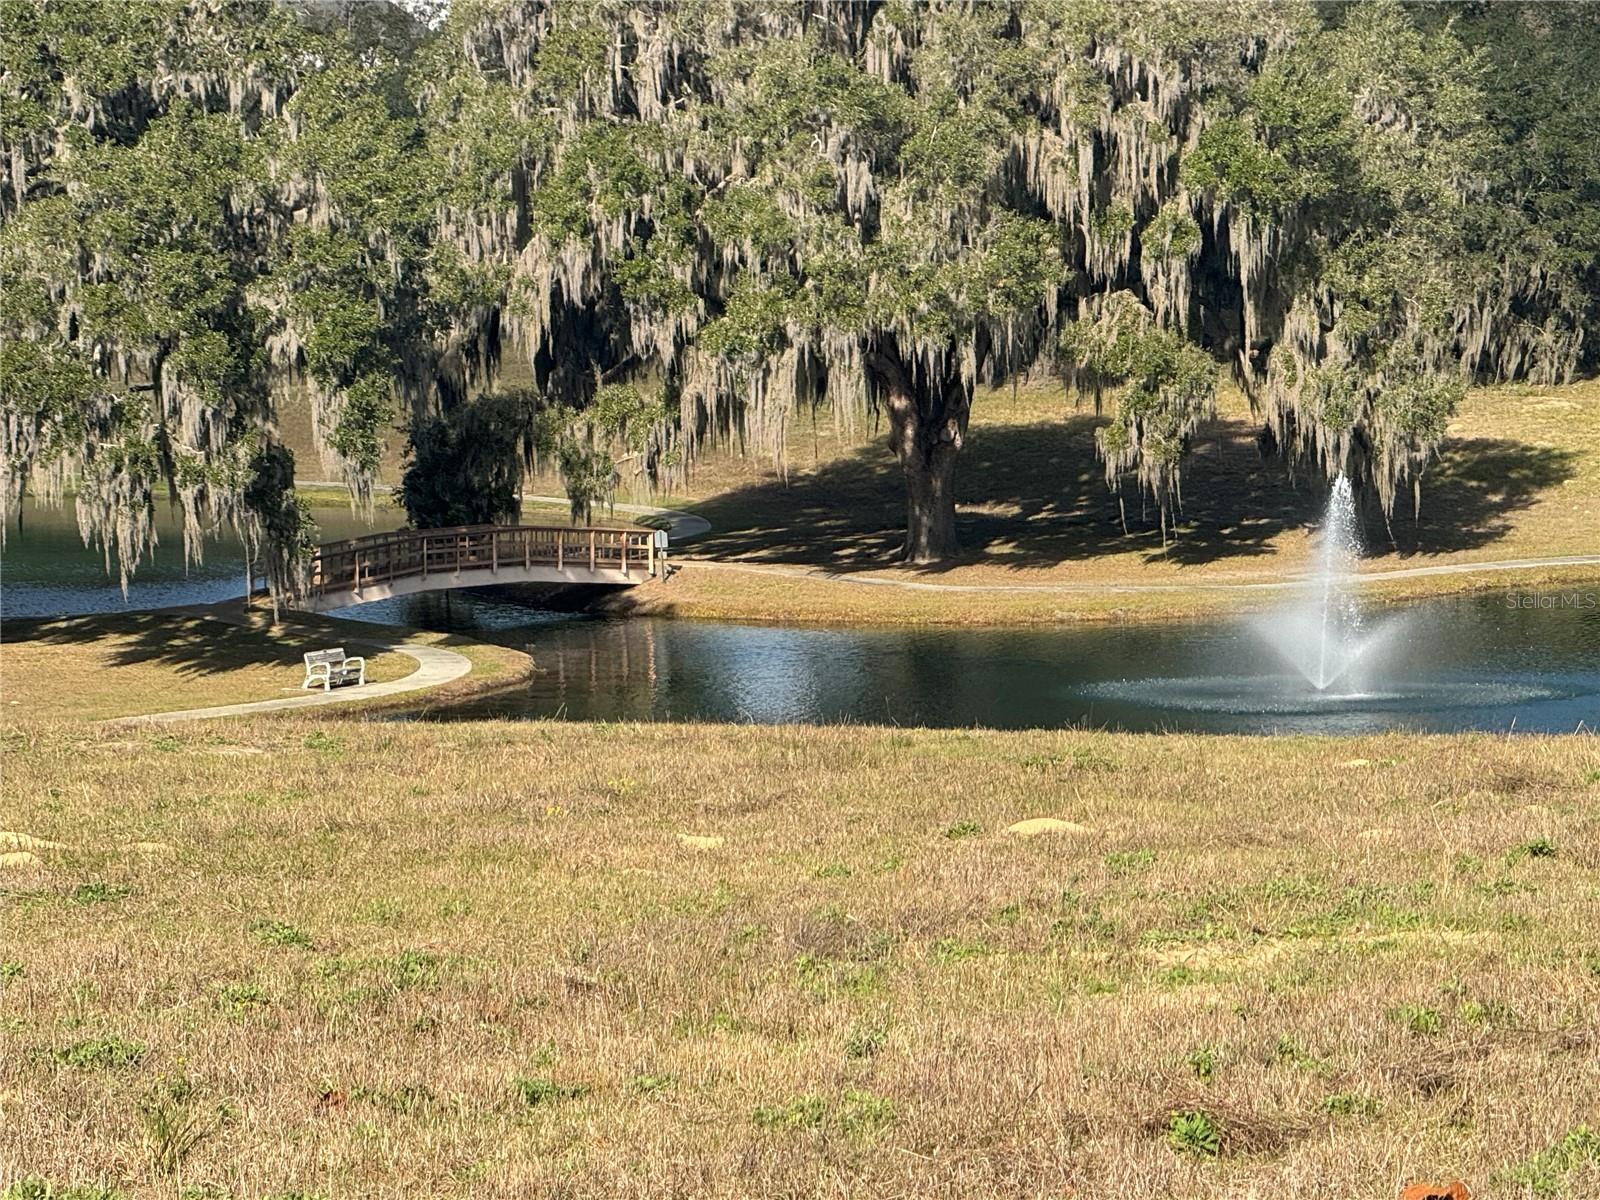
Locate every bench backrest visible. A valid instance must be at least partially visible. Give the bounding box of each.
[304,648,347,667]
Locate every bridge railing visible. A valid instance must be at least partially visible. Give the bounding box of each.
[304,524,661,604]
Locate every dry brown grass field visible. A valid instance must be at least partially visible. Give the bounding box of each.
[3,714,1598,1199]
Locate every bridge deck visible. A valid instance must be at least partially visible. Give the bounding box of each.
[295,524,662,611]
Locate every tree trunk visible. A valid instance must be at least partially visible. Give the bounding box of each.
[867,338,972,564]
[900,438,960,563]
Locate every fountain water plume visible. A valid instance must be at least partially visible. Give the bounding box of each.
[1257,473,1400,692]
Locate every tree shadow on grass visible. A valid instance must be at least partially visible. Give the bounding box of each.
[1380,438,1581,557]
[682,416,1578,571]
[0,610,406,677]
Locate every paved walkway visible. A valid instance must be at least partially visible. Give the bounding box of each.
[119,633,471,725]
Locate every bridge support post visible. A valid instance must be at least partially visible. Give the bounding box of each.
[589,531,596,572]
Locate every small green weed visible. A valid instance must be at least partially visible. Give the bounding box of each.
[251,919,313,950]
[1186,1045,1218,1080]
[1105,849,1156,876]
[838,1090,896,1135]
[942,820,982,840]
[138,1076,225,1175]
[1275,1035,1326,1072]
[931,936,992,963]
[629,1073,675,1096]
[1391,1003,1443,1036]
[813,862,852,879]
[49,1037,147,1070]
[217,983,269,1015]
[795,954,882,998]
[1,1181,124,1200]
[514,1077,589,1107]
[1321,1091,1381,1118]
[1068,746,1119,773]
[1458,997,1517,1028]
[752,1095,827,1131]
[844,1021,887,1060]
[301,731,343,753]
[1508,837,1558,864]
[1167,1110,1222,1157]
[388,949,443,989]
[70,882,129,905]
[0,960,23,981]
[1501,1125,1600,1197]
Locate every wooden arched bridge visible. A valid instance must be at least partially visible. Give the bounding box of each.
[290,524,666,612]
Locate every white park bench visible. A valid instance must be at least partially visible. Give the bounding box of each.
[302,647,366,692]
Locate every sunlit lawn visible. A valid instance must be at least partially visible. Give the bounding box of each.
[3,718,1597,1197]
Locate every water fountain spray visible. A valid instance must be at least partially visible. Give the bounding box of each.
[1258,473,1394,692]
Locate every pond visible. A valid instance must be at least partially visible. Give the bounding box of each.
[4,499,1596,734]
[0,495,399,618]
[327,586,1600,735]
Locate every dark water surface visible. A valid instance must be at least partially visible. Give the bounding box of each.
[1,496,399,617]
[5,500,1596,733]
[329,586,1600,734]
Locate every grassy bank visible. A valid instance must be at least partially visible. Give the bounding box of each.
[606,558,1600,627]
[0,613,531,723]
[2,719,1597,1198]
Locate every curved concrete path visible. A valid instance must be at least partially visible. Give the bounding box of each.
[123,641,472,724]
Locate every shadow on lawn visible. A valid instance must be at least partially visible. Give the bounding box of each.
[683,415,1577,571]
[0,610,405,678]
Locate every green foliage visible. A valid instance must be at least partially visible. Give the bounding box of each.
[1185,1044,1219,1080]
[1105,849,1157,876]
[399,389,536,529]
[1321,1091,1381,1118]
[251,919,314,950]
[49,1037,147,1070]
[1390,1003,1442,1036]
[931,937,992,964]
[942,820,982,840]
[752,1095,827,1131]
[137,1075,226,1175]
[5,0,1598,575]
[1507,837,1558,864]
[1501,1126,1600,1197]
[514,1076,590,1107]
[70,882,129,905]
[843,1022,888,1060]
[1167,1109,1222,1157]
[1,1181,124,1200]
